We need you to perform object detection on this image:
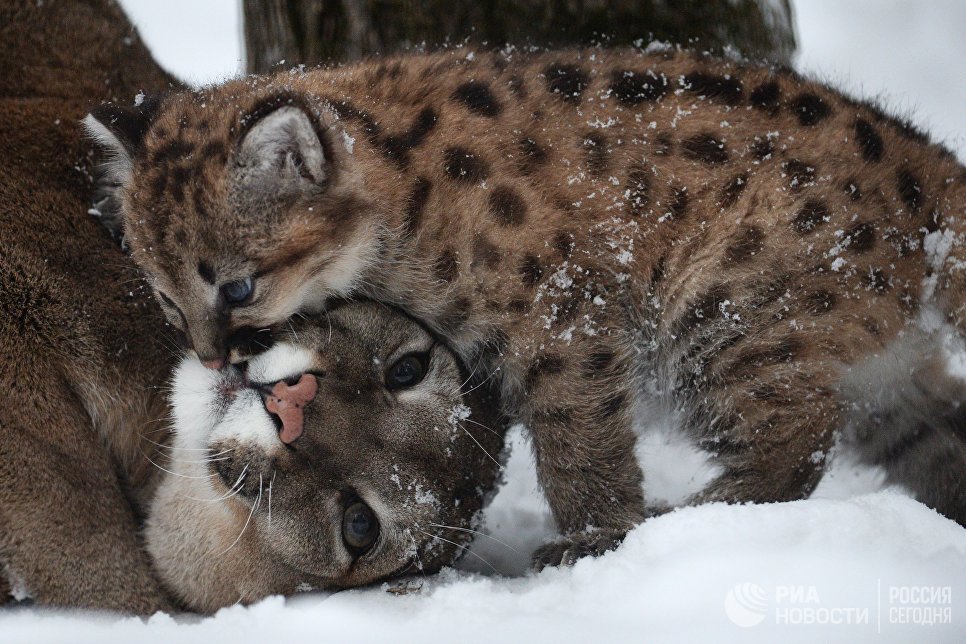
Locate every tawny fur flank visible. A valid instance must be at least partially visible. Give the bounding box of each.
[0,0,178,612]
[89,45,965,565]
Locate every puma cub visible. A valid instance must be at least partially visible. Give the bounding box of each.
[87,46,965,566]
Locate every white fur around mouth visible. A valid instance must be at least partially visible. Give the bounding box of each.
[169,343,318,457]
[245,342,317,385]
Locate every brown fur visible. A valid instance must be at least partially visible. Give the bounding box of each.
[91,46,966,564]
[0,0,178,611]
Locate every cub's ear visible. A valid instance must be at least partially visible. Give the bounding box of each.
[82,96,161,184]
[236,105,329,191]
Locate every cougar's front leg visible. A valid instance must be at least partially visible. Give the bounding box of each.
[0,401,172,614]
[520,338,646,569]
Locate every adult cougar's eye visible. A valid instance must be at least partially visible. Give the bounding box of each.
[342,501,379,552]
[385,354,426,390]
[221,277,253,305]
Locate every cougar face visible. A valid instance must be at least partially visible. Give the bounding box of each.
[146,301,506,613]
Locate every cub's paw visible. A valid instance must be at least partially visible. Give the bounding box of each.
[531,529,626,572]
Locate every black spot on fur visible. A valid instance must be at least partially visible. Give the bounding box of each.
[488,187,527,226]
[197,261,216,284]
[790,93,831,126]
[169,166,189,202]
[626,166,650,216]
[750,383,780,401]
[671,283,730,337]
[444,147,489,183]
[200,140,228,163]
[380,107,438,168]
[897,168,923,212]
[508,297,532,314]
[718,173,749,209]
[534,407,574,426]
[519,254,543,288]
[750,81,781,114]
[582,348,616,378]
[554,231,574,259]
[844,179,862,201]
[335,101,437,169]
[148,171,169,201]
[654,133,673,156]
[525,353,567,392]
[723,225,765,264]
[596,392,627,419]
[924,209,943,234]
[681,72,743,105]
[854,118,884,162]
[866,268,891,293]
[440,297,473,333]
[552,299,582,327]
[403,177,431,238]
[452,81,502,117]
[487,329,510,354]
[783,159,816,192]
[434,249,460,282]
[845,221,876,252]
[544,63,588,104]
[682,133,728,165]
[668,186,689,220]
[610,69,668,105]
[582,132,609,177]
[792,199,830,234]
[518,137,548,174]
[805,289,836,315]
[752,138,774,160]
[732,337,802,375]
[191,183,209,218]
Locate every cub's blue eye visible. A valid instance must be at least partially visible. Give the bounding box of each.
[221,277,253,305]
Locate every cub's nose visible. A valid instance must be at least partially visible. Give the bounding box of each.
[201,357,227,370]
[261,374,318,445]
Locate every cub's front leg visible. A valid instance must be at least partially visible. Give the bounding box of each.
[518,337,646,569]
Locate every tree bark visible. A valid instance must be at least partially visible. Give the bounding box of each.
[243,0,796,74]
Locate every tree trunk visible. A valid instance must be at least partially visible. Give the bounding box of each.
[243,0,796,74]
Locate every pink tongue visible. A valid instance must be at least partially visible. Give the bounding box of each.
[265,374,318,444]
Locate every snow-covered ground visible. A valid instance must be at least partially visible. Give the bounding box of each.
[2,3,964,642]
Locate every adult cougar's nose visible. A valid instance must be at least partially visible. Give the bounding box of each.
[261,374,319,445]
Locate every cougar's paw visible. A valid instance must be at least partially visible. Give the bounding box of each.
[531,530,627,572]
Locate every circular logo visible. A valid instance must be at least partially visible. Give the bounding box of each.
[725,582,768,628]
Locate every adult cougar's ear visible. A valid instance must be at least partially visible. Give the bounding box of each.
[235,100,333,195]
[82,96,161,184]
